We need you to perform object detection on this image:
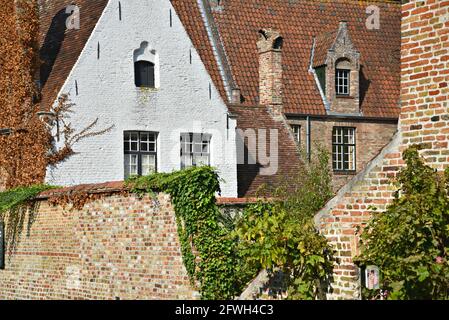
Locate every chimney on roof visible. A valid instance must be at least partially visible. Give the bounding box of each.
[257,29,283,113]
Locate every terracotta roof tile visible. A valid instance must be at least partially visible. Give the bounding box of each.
[212,0,401,117]
[38,0,109,110]
[171,0,229,103]
[229,105,301,197]
[313,30,337,67]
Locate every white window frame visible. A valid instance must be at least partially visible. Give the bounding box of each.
[124,131,158,178]
[291,125,301,144]
[336,69,350,96]
[332,127,356,172]
[180,133,211,169]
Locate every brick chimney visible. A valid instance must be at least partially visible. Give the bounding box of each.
[257,29,283,111]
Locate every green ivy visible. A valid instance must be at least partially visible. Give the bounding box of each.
[232,147,335,299]
[355,146,449,300]
[0,184,55,256]
[0,184,54,214]
[126,167,238,300]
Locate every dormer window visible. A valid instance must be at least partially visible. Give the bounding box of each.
[312,21,361,114]
[336,68,350,96]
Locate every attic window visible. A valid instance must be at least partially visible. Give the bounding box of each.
[134,61,155,88]
[133,42,159,89]
[336,69,350,96]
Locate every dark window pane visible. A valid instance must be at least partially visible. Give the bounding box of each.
[135,61,155,88]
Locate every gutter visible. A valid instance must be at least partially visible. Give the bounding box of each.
[285,113,399,124]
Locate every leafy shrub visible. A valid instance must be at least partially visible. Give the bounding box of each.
[233,147,335,299]
[355,147,449,300]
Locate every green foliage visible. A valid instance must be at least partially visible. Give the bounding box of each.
[0,184,53,214]
[355,146,449,300]
[126,167,238,300]
[0,184,55,255]
[233,147,335,299]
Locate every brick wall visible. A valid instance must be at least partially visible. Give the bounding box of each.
[315,0,449,300]
[288,118,398,191]
[0,191,198,300]
[257,29,283,108]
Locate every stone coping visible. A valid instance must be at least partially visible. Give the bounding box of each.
[35,181,262,205]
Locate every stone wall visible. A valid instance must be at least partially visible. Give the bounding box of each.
[315,0,449,300]
[0,190,198,300]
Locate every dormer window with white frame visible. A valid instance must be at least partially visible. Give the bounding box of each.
[336,68,350,96]
[312,21,361,115]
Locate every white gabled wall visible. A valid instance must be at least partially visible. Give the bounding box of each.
[45,0,238,197]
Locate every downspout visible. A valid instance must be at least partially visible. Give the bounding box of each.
[306,116,311,162]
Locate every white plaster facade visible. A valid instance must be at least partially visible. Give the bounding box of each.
[45,0,238,197]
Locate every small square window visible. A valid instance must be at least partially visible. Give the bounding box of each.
[180,133,211,169]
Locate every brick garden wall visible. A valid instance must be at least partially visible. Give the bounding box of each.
[315,0,449,300]
[0,190,198,300]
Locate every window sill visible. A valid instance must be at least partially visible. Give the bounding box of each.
[136,87,159,93]
[333,170,357,175]
[336,95,354,99]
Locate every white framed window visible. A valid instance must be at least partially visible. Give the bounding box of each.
[332,127,356,172]
[291,125,301,144]
[336,69,350,96]
[180,133,211,169]
[124,131,157,178]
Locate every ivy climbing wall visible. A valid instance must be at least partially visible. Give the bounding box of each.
[0,186,198,300]
[315,0,449,300]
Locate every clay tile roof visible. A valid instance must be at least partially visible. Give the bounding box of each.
[313,30,337,67]
[39,0,109,110]
[215,0,401,117]
[174,0,401,118]
[170,0,229,103]
[228,105,301,197]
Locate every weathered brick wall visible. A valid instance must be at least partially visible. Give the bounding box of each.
[401,0,449,168]
[316,0,449,300]
[0,192,198,300]
[287,118,398,191]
